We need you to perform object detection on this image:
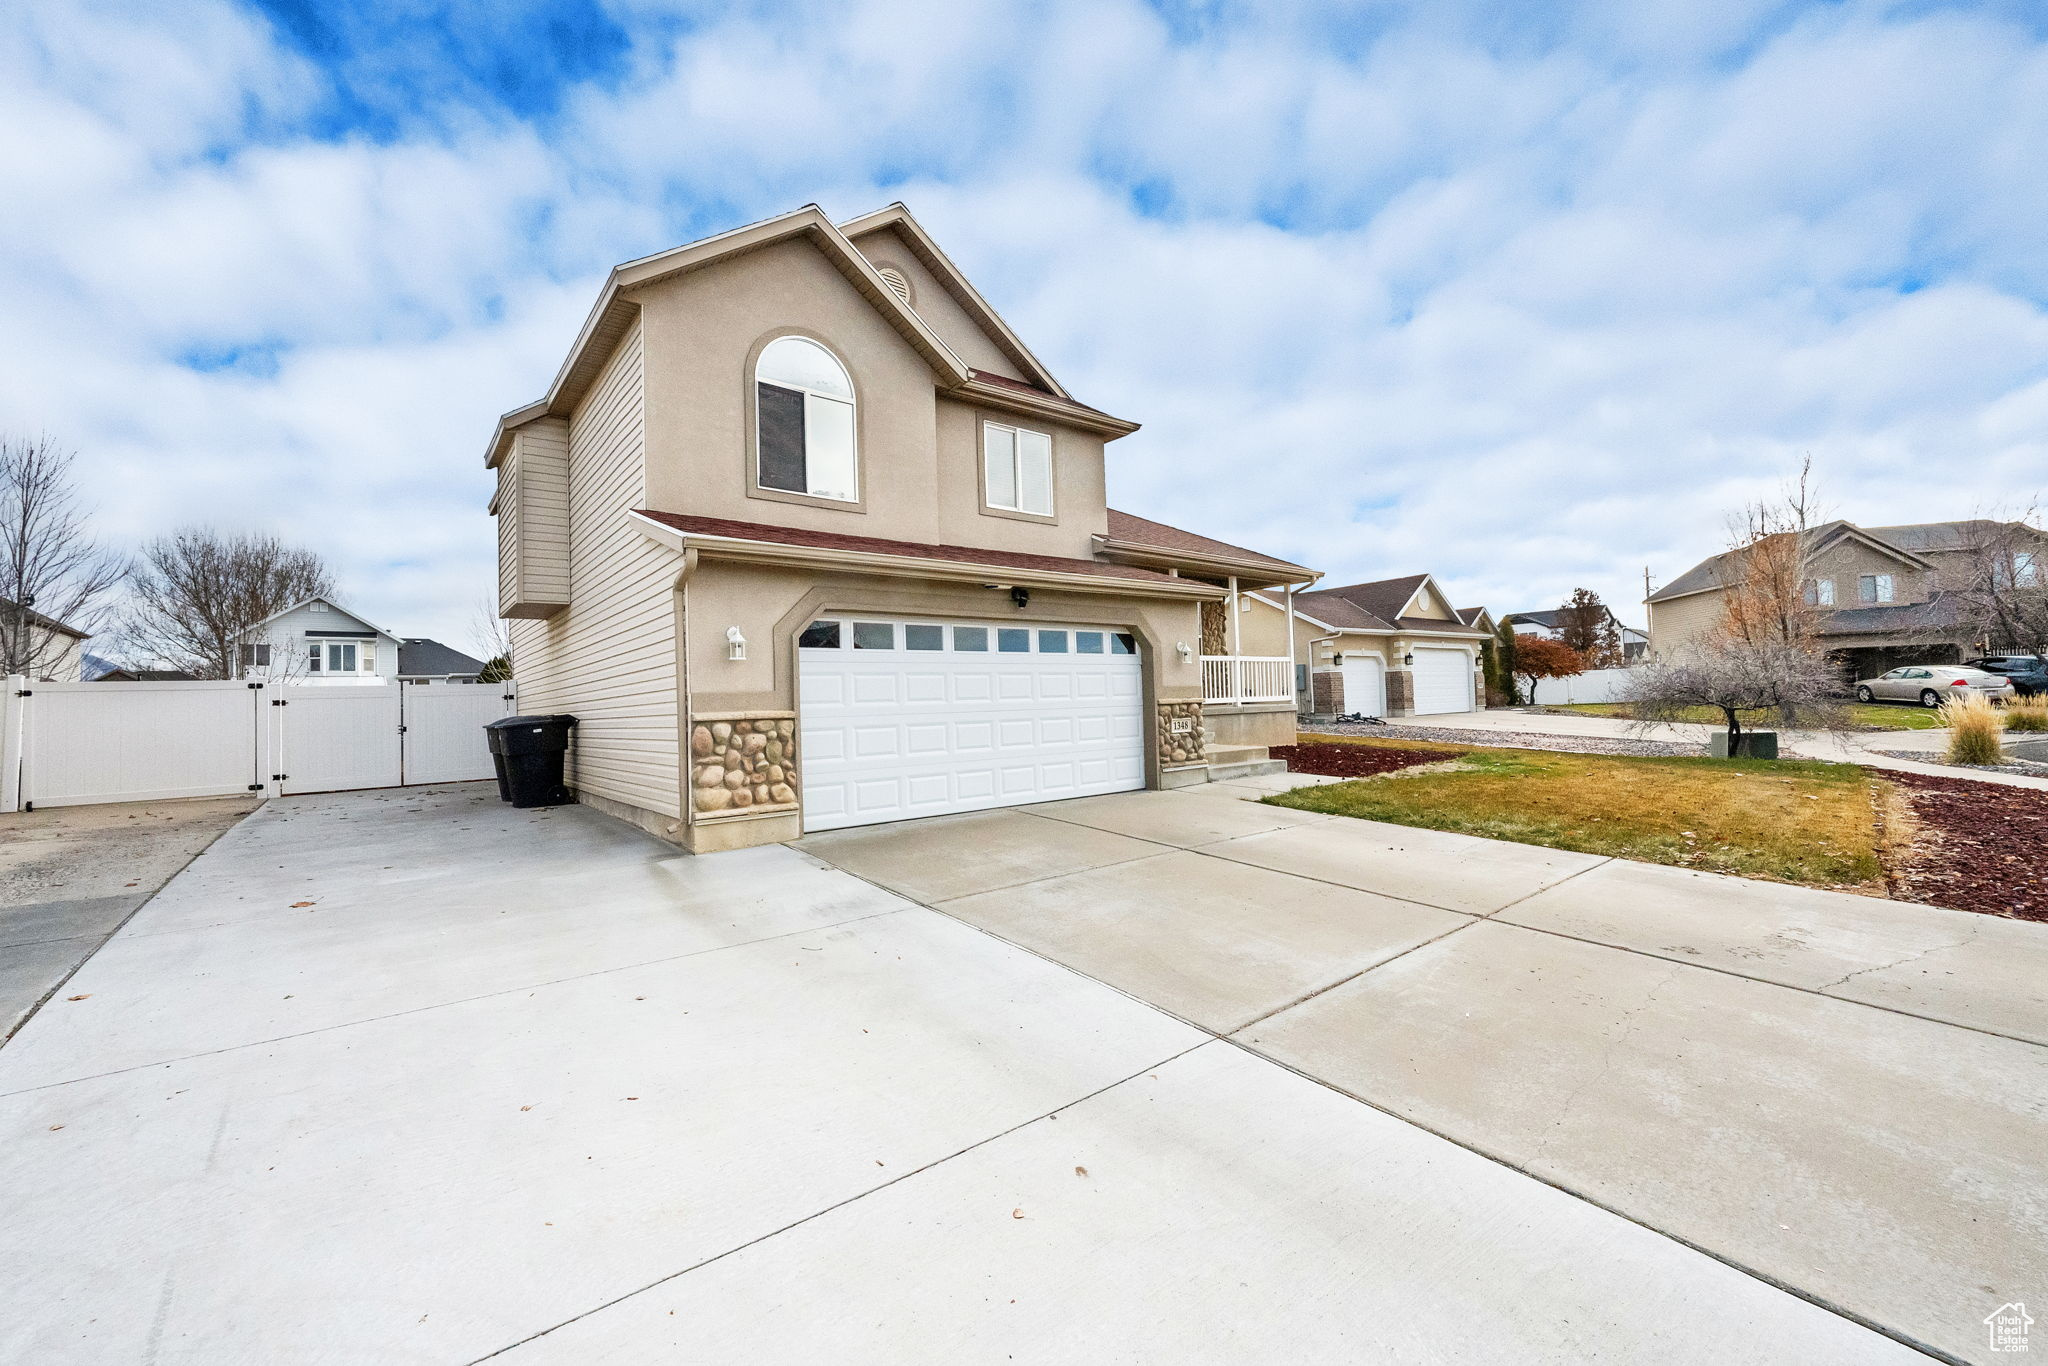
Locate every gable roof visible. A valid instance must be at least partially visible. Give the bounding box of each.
[248,595,399,641]
[1455,606,1494,630]
[397,639,487,676]
[1648,519,1997,604]
[487,203,1135,467]
[1291,573,1489,638]
[837,203,1068,398]
[1095,510,1317,583]
[1,596,90,640]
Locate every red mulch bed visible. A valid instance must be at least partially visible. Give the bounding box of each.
[1885,771,2048,922]
[1271,742,1465,779]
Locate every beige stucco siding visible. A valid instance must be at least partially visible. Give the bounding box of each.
[1804,538,1926,606]
[634,237,1107,562]
[509,322,683,819]
[1231,593,1295,656]
[843,224,1028,383]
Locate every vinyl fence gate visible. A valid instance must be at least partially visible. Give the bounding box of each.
[1,678,517,812]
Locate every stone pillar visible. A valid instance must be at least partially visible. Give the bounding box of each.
[1385,670,1415,716]
[1157,700,1206,768]
[1311,669,1344,714]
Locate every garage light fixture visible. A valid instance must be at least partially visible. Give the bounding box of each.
[1175,641,1193,663]
[1402,652,1414,666]
[726,626,747,661]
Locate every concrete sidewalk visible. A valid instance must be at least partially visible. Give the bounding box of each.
[1381,707,2048,790]
[0,783,1954,1363]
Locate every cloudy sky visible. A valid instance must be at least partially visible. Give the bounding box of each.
[5,0,2047,652]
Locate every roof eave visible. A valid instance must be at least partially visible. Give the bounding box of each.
[1092,536,1319,587]
[954,378,1139,437]
[632,514,1224,600]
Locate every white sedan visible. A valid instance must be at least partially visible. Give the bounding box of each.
[1855,665,2013,707]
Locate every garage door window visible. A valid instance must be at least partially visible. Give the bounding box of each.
[799,621,840,648]
[1077,631,1103,653]
[999,628,1030,652]
[1111,633,1136,654]
[953,626,988,651]
[905,624,943,650]
[1038,630,1068,653]
[852,622,894,649]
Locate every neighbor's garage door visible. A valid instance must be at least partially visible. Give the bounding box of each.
[1410,646,1474,715]
[799,617,1145,831]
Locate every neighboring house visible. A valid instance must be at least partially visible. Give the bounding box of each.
[488,202,1319,853]
[0,597,90,682]
[1455,606,1497,636]
[1248,573,1491,717]
[1504,607,1648,662]
[94,668,199,682]
[397,638,488,683]
[1648,519,2048,681]
[240,596,402,685]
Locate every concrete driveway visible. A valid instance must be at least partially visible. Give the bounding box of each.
[0,781,2037,1363]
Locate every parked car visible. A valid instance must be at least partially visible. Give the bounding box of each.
[1855,665,2013,707]
[1971,655,2048,697]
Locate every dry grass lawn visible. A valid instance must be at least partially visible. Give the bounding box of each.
[1266,736,1886,889]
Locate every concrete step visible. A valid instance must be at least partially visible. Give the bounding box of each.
[1207,758,1289,781]
[1205,744,1269,766]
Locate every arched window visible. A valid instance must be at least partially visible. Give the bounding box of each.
[756,337,857,502]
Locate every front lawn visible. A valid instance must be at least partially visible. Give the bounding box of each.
[1546,701,1945,731]
[1265,738,1885,889]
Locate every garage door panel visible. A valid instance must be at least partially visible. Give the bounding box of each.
[1411,647,1473,716]
[800,618,1147,831]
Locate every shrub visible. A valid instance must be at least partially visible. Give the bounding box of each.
[2004,695,2048,733]
[1941,693,2004,765]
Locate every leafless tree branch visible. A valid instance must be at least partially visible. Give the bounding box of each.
[0,434,126,679]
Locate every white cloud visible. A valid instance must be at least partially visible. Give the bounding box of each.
[0,0,2045,654]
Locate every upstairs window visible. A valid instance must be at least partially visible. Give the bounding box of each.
[756,337,857,503]
[1804,578,1834,607]
[1858,573,1894,604]
[983,421,1053,516]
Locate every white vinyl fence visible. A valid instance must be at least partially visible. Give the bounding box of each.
[0,677,516,811]
[1525,666,1637,705]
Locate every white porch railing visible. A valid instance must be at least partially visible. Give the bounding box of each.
[1201,656,1293,705]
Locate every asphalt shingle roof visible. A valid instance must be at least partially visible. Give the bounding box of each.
[397,639,487,676]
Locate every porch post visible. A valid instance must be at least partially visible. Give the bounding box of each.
[1227,575,1242,703]
[1284,586,1297,712]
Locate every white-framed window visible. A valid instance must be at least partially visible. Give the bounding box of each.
[755,336,857,503]
[983,421,1053,516]
[307,640,370,674]
[1858,573,1894,604]
[238,643,272,669]
[1813,578,1834,606]
[2015,551,2040,587]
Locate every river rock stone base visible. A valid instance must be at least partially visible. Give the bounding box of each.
[691,715,798,818]
[1158,700,1206,766]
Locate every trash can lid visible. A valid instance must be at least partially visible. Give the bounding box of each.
[487,713,579,729]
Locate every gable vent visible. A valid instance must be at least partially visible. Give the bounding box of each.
[877,266,912,304]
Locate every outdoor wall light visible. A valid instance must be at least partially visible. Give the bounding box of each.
[1402,652,1415,666]
[726,626,747,661]
[1010,586,1030,610]
[1175,641,1193,663]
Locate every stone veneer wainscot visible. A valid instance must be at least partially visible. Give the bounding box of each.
[691,713,799,818]
[1157,699,1206,767]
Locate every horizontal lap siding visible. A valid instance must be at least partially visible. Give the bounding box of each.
[509,322,681,818]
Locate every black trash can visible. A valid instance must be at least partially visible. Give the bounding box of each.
[485,714,578,808]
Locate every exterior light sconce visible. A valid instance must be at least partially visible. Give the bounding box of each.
[1175,641,1193,663]
[726,626,747,661]
[1010,586,1030,610]
[1402,652,1415,666]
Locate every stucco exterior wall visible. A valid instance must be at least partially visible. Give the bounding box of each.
[840,224,1028,382]
[1804,538,1927,607]
[632,237,1108,562]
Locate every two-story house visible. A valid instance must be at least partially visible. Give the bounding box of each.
[239,596,402,684]
[488,204,1318,853]
[1647,518,2045,681]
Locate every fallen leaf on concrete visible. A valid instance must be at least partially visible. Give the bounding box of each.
[291,901,315,908]
[48,1125,63,1131]
[1011,1209,1024,1219]
[66,994,89,1001]
[520,1105,533,1112]
[1074,1166,1088,1177]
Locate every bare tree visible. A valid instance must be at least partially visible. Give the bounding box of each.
[1941,510,2048,662]
[124,529,334,679]
[469,595,513,683]
[0,435,126,679]
[1554,587,1623,665]
[1623,639,1843,752]
[1719,454,1824,648]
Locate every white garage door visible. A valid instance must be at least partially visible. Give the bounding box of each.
[799,617,1145,831]
[1339,655,1385,717]
[1410,647,1473,715]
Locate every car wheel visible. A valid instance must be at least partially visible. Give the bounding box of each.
[1856,686,1875,703]
[1920,689,1940,708]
